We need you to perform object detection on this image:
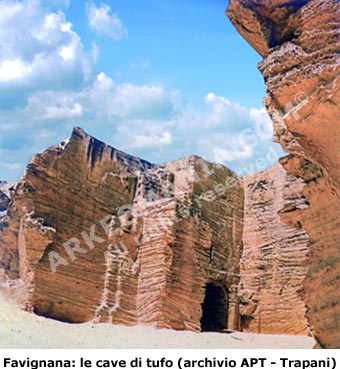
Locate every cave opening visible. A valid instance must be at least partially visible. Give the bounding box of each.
[200,282,229,332]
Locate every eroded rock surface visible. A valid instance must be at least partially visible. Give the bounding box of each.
[227,0,340,348]
[0,128,243,331]
[0,127,317,340]
[240,163,310,336]
[0,181,17,281]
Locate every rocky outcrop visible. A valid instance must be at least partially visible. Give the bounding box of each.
[0,182,11,235]
[0,126,318,340]
[227,0,340,348]
[0,182,10,213]
[0,121,336,345]
[240,163,310,336]
[0,127,243,331]
[0,181,17,281]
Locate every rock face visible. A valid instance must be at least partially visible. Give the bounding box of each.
[0,122,337,346]
[0,128,243,331]
[240,163,310,336]
[0,182,11,213]
[227,0,340,348]
[0,182,11,234]
[0,181,17,281]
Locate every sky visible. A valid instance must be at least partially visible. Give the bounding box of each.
[0,0,285,182]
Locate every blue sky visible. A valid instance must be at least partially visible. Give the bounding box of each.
[0,0,284,182]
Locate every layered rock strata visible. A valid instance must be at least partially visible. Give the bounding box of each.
[0,181,17,281]
[0,127,314,339]
[240,163,310,336]
[0,128,243,331]
[227,0,340,348]
[0,183,8,280]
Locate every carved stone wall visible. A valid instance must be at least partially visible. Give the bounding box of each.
[0,128,243,332]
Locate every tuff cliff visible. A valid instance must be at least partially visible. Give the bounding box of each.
[0,127,317,341]
[227,0,340,348]
[0,127,243,331]
[0,121,337,346]
[240,163,310,336]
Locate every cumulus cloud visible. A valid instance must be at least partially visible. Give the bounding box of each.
[213,145,253,163]
[0,69,280,180]
[43,103,84,120]
[0,0,95,109]
[0,1,283,182]
[110,84,181,120]
[204,93,255,132]
[86,2,127,40]
[129,131,173,149]
[24,72,180,122]
[189,93,282,173]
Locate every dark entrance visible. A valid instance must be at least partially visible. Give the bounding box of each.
[200,283,229,332]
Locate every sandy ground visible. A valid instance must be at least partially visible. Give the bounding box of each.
[0,289,315,349]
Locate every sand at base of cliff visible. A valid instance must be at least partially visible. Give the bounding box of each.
[0,289,315,349]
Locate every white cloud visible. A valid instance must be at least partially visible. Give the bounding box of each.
[43,103,84,120]
[213,145,253,163]
[204,93,254,132]
[0,57,281,180]
[249,107,273,140]
[0,0,95,108]
[131,132,173,149]
[86,2,127,40]
[90,42,100,62]
[111,84,180,120]
[0,59,32,82]
[0,1,283,182]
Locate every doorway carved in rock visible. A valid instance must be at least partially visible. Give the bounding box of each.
[200,282,229,332]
